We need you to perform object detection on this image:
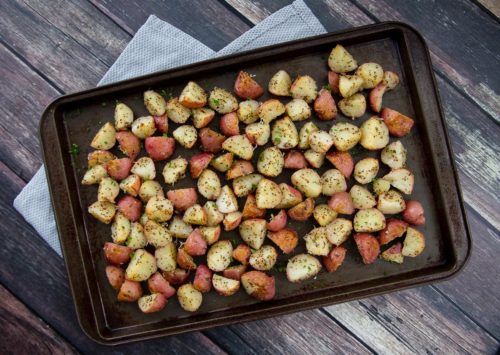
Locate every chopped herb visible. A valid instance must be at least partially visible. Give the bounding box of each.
[392,213,403,220]
[231,238,239,247]
[323,84,331,91]
[69,143,80,156]
[163,132,169,137]
[211,98,220,105]
[250,248,257,254]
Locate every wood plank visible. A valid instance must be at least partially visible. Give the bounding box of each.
[0,283,78,355]
[0,161,225,354]
[89,0,251,50]
[476,0,500,18]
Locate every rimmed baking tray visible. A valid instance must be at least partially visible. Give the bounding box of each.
[40,22,471,345]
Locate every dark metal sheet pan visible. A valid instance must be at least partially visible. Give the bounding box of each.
[40,22,471,345]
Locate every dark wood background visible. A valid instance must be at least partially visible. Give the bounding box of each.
[0,0,499,353]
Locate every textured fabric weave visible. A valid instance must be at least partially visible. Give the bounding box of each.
[13,0,326,256]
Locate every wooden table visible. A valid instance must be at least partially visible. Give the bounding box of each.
[1,0,499,353]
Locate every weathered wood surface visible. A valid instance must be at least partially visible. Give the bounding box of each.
[0,0,499,353]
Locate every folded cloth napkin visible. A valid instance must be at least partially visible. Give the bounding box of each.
[14,0,326,256]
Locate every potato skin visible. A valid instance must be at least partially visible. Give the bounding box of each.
[325,151,354,178]
[193,264,213,293]
[284,150,308,170]
[234,71,264,99]
[353,233,380,264]
[314,89,337,120]
[117,280,142,302]
[323,246,347,272]
[145,136,175,161]
[106,265,125,290]
[267,209,287,232]
[403,200,426,225]
[117,196,142,222]
[199,128,225,153]
[116,131,141,160]
[220,112,240,137]
[138,293,167,313]
[327,192,355,215]
[378,219,408,245]
[232,244,251,265]
[190,152,214,179]
[105,158,132,181]
[381,108,414,137]
[287,197,315,221]
[267,228,299,254]
[184,228,208,256]
[167,188,198,211]
[148,272,176,299]
[241,271,275,300]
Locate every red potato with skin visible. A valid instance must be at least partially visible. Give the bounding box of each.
[145,136,175,161]
[106,265,125,290]
[117,280,142,302]
[287,198,315,221]
[184,229,208,256]
[193,264,213,293]
[105,158,132,181]
[241,271,275,301]
[354,233,380,265]
[190,152,214,178]
[88,150,116,168]
[378,218,409,245]
[328,192,355,215]
[284,150,308,169]
[403,200,426,225]
[381,108,414,137]
[369,83,386,113]
[223,264,247,281]
[223,212,243,231]
[162,268,189,285]
[226,160,254,180]
[314,89,337,120]
[234,70,264,99]
[232,244,251,265]
[326,151,354,178]
[115,131,141,161]
[199,128,226,153]
[153,114,169,133]
[267,210,287,232]
[276,183,302,209]
[148,272,176,299]
[138,293,167,313]
[242,194,266,219]
[167,188,198,211]
[177,247,197,270]
[267,228,299,254]
[323,246,347,272]
[328,71,340,94]
[117,196,142,222]
[220,112,240,137]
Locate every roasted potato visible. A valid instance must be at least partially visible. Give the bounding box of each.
[91,122,116,150]
[356,62,384,89]
[88,150,115,168]
[286,254,321,282]
[382,71,400,90]
[298,121,319,149]
[138,293,167,314]
[212,274,240,296]
[233,244,251,265]
[325,218,353,245]
[147,272,175,298]
[338,93,366,119]
[223,265,247,281]
[116,131,140,160]
[177,247,197,270]
[291,168,321,198]
[359,116,389,150]
[381,108,414,138]
[327,192,355,215]
[177,283,203,312]
[220,112,240,137]
[199,128,225,153]
[369,83,386,113]
[241,271,275,300]
[402,227,425,257]
[106,265,125,290]
[204,201,224,227]
[353,233,380,264]
[249,245,278,271]
[226,160,254,180]
[154,242,177,272]
[325,151,354,178]
[210,152,233,172]
[114,103,134,131]
[313,204,337,226]
[179,81,207,108]
[328,44,358,73]
[272,116,299,149]
[197,169,221,200]
[328,71,340,94]
[276,183,303,209]
[372,178,391,196]
[237,99,260,124]
[329,122,361,151]
[321,169,347,196]
[117,280,142,302]
[284,150,308,169]
[259,99,286,123]
[131,157,156,181]
[267,209,287,232]
[162,268,189,286]
[126,222,147,249]
[183,204,208,225]
[190,152,213,179]
[241,194,265,219]
[145,136,175,161]
[223,211,243,231]
[98,177,119,203]
[403,200,426,225]
[125,249,157,281]
[287,197,315,221]
[377,190,406,214]
[267,228,298,254]
[173,125,198,149]
[314,89,337,120]
[353,208,386,233]
[304,149,325,169]
[286,98,311,121]
[166,97,191,124]
[304,227,331,256]
[144,220,172,248]
[309,130,334,154]
[193,264,213,293]
[209,87,238,114]
[144,90,167,116]
[239,218,267,249]
[290,75,318,103]
[323,246,347,272]
[339,75,364,98]
[350,185,377,210]
[216,185,239,213]
[255,178,282,209]
[184,228,208,256]
[234,70,264,99]
[117,196,142,222]
[354,157,379,184]
[168,216,193,239]
[378,218,408,245]
[207,240,233,272]
[257,147,284,177]
[222,135,254,160]
[382,168,414,195]
[145,195,174,222]
[162,157,188,185]
[103,242,132,265]
[192,107,215,128]
[380,243,404,264]
[111,212,131,244]
[381,140,407,169]
[268,70,292,96]
[245,122,270,146]
[139,180,163,202]
[233,173,262,197]
[153,114,169,133]
[131,116,156,139]
[200,225,222,245]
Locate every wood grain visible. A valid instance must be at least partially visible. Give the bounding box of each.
[89,0,252,50]
[477,0,500,17]
[0,284,78,355]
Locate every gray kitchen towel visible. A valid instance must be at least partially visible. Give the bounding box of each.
[13,0,326,256]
